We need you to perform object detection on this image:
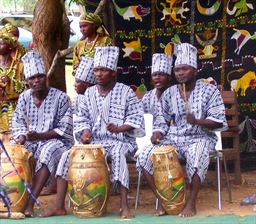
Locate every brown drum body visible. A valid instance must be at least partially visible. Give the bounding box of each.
[152,145,186,215]
[0,144,33,212]
[68,144,110,218]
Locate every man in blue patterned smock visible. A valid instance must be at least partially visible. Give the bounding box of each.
[137,43,228,217]
[136,53,172,215]
[74,46,145,219]
[12,50,74,217]
[40,55,97,217]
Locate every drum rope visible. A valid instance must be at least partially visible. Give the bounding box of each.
[0,140,40,206]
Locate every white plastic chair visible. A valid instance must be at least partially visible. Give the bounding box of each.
[211,131,232,210]
[135,114,153,209]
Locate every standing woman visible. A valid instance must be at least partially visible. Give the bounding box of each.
[73,12,113,75]
[0,31,25,135]
[1,23,27,60]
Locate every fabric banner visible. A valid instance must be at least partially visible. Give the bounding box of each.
[88,0,256,151]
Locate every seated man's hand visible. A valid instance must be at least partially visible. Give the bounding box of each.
[107,123,120,133]
[151,131,163,144]
[81,129,92,144]
[16,135,26,145]
[26,131,40,141]
[186,112,197,125]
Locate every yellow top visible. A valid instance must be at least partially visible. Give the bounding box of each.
[0,57,25,101]
[72,35,113,75]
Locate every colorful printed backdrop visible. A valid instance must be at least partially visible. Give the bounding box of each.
[111,0,256,152]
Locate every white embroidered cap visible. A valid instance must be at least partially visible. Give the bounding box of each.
[21,50,46,79]
[175,43,197,69]
[75,56,96,84]
[151,53,173,75]
[94,46,119,71]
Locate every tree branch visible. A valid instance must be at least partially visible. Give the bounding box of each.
[94,0,107,15]
[47,47,73,78]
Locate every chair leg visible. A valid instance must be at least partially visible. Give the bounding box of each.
[223,155,232,203]
[135,170,142,210]
[216,154,222,210]
[155,198,159,210]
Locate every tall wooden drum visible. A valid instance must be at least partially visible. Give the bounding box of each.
[0,144,33,213]
[152,145,186,215]
[68,144,110,218]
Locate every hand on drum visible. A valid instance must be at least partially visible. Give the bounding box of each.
[81,129,92,144]
[107,123,120,133]
[186,112,197,125]
[26,131,41,141]
[16,135,26,145]
[151,131,162,144]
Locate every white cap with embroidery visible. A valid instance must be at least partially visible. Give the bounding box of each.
[75,56,96,84]
[94,46,119,71]
[22,50,46,79]
[151,53,173,75]
[175,43,197,69]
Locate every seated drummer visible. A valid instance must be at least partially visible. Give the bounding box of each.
[137,43,228,217]
[75,46,145,219]
[11,50,74,217]
[43,46,145,219]
[136,53,172,215]
[40,56,97,217]
[75,46,144,219]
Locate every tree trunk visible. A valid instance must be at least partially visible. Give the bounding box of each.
[32,0,70,91]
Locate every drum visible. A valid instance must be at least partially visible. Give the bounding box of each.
[0,144,33,213]
[152,145,186,215]
[68,144,110,218]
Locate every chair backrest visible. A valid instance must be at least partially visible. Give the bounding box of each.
[215,131,223,151]
[136,114,153,155]
[220,91,240,132]
[220,90,241,184]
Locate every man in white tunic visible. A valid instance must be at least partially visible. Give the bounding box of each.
[40,56,97,217]
[137,43,228,217]
[136,53,172,215]
[12,50,74,217]
[74,46,145,218]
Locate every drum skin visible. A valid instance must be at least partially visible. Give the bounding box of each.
[68,144,110,218]
[152,145,186,215]
[0,144,33,213]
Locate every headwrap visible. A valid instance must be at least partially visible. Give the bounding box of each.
[94,46,119,71]
[151,53,173,75]
[0,32,18,48]
[3,23,19,37]
[75,56,96,84]
[175,43,198,69]
[79,12,109,36]
[21,50,46,79]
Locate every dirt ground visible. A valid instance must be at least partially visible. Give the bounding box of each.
[36,170,256,217]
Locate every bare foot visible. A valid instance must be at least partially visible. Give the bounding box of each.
[253,205,256,212]
[24,209,34,218]
[179,202,196,217]
[120,208,134,219]
[39,208,67,217]
[154,203,166,216]
[155,209,166,216]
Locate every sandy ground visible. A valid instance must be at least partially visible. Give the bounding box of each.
[36,170,256,217]
[60,67,256,217]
